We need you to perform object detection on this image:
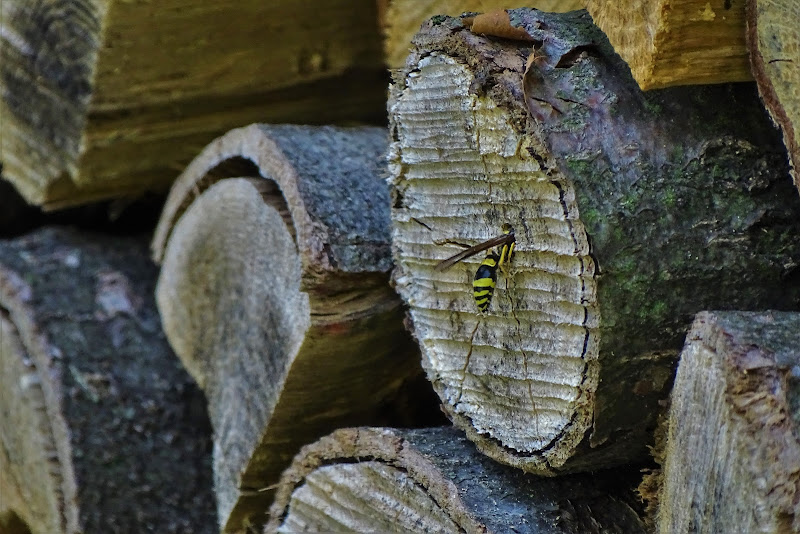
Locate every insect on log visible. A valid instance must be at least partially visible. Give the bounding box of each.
[388,9,800,474]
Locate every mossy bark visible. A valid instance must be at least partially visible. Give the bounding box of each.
[389,8,800,475]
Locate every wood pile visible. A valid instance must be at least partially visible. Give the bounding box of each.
[1,3,799,534]
[0,0,386,209]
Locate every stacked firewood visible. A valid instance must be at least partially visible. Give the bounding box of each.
[1,2,798,533]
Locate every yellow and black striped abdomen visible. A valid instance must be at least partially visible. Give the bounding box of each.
[473,252,500,312]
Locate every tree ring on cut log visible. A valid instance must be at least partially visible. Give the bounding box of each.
[390,9,800,474]
[390,53,599,471]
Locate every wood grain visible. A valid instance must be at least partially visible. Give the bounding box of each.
[0,0,385,209]
[588,0,751,89]
[389,9,800,475]
[658,311,800,533]
[747,0,800,195]
[266,427,647,533]
[152,124,435,532]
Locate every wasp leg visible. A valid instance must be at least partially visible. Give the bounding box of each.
[455,319,481,408]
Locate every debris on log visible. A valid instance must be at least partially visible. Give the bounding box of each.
[0,227,216,533]
[658,311,800,533]
[747,0,800,195]
[0,0,386,209]
[152,124,437,532]
[380,1,585,68]
[265,426,647,533]
[587,0,751,89]
[389,9,800,475]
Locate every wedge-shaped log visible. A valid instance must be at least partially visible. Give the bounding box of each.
[0,0,385,209]
[587,0,751,89]
[389,9,800,475]
[266,426,647,533]
[0,227,215,534]
[659,311,800,533]
[152,124,432,532]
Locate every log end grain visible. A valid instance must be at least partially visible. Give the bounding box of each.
[266,427,648,534]
[659,311,800,533]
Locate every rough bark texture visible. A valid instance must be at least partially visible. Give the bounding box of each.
[152,124,438,533]
[380,0,586,68]
[747,0,800,195]
[0,0,386,209]
[587,0,751,89]
[658,311,800,533]
[0,227,216,533]
[389,9,800,476]
[266,426,647,533]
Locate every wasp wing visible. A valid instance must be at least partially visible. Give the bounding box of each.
[434,232,515,272]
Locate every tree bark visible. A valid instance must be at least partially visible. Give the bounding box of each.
[152,124,438,533]
[0,227,216,533]
[380,1,585,68]
[658,311,800,533]
[389,9,800,475]
[0,0,385,209]
[265,426,647,534]
[747,0,800,196]
[587,0,751,89]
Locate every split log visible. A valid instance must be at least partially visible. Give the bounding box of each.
[152,124,436,532]
[0,0,385,210]
[658,311,800,533]
[380,1,586,68]
[265,426,647,533]
[388,9,800,476]
[747,0,800,195]
[0,227,215,533]
[587,0,751,89]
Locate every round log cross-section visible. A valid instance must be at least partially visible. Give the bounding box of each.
[389,9,800,474]
[266,427,647,533]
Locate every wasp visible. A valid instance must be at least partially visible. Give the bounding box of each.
[435,223,516,312]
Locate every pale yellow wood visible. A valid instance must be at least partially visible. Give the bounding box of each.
[382,0,586,68]
[0,0,384,209]
[588,0,752,89]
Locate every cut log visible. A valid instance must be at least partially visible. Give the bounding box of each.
[587,0,751,89]
[380,1,586,68]
[265,426,647,533]
[152,124,437,533]
[658,311,800,533]
[389,9,800,476]
[747,0,800,195]
[0,227,215,533]
[0,0,386,210]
